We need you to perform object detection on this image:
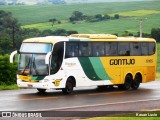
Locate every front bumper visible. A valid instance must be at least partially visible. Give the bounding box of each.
[17,79,52,89]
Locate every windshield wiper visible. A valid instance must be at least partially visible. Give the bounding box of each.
[32,57,39,75]
[21,57,31,75]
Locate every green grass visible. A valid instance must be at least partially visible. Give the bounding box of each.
[157,72,160,80]
[0,84,19,90]
[157,43,160,80]
[85,117,160,120]
[113,10,160,16]
[1,1,160,25]
[22,13,160,35]
[84,111,160,120]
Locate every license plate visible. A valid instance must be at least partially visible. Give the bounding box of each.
[28,84,33,88]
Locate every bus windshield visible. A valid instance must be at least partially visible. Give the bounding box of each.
[18,54,48,75]
[18,43,53,75]
[20,43,52,53]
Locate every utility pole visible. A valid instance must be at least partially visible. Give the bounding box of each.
[135,18,147,38]
[139,18,143,38]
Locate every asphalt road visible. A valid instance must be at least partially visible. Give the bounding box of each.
[0,80,160,118]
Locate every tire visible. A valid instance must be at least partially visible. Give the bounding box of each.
[131,74,141,90]
[118,75,132,90]
[62,78,74,94]
[97,85,114,91]
[37,88,46,93]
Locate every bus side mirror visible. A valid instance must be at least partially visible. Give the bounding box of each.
[45,52,52,64]
[10,50,17,63]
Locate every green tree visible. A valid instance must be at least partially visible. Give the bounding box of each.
[151,28,160,42]
[69,11,84,22]
[0,55,17,85]
[0,10,20,53]
[54,29,67,36]
[114,14,120,19]
[104,14,111,20]
[95,14,104,21]
[67,30,78,35]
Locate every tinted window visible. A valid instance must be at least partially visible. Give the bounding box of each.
[149,42,155,55]
[51,42,64,74]
[79,42,92,56]
[118,42,130,56]
[105,42,118,56]
[130,42,141,56]
[66,42,78,57]
[65,41,155,58]
[141,42,149,55]
[92,42,105,56]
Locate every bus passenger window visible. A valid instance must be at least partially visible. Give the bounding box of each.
[149,42,155,55]
[118,42,130,56]
[130,42,141,56]
[141,43,149,55]
[92,42,104,56]
[79,42,92,56]
[66,42,78,58]
[105,42,118,56]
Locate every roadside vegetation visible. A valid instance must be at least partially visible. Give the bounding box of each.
[85,117,160,120]
[0,84,19,90]
[84,111,160,120]
[157,43,160,80]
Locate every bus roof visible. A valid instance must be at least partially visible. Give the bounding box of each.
[23,34,156,43]
[23,36,69,44]
[70,34,117,39]
[70,34,156,42]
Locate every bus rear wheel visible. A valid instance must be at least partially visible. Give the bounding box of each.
[62,78,74,94]
[37,88,46,93]
[131,74,141,90]
[97,85,114,91]
[118,75,132,90]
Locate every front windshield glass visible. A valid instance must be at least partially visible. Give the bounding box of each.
[18,43,52,75]
[18,54,49,75]
[20,43,52,53]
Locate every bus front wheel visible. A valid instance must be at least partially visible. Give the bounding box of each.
[62,78,74,94]
[118,75,132,90]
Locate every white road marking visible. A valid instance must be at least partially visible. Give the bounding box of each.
[30,98,160,111]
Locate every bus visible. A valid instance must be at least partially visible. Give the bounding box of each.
[10,34,157,94]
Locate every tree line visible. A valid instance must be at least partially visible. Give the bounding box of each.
[69,11,120,23]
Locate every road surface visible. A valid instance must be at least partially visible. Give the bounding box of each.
[0,80,160,118]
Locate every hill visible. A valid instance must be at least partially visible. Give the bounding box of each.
[1,0,160,34]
